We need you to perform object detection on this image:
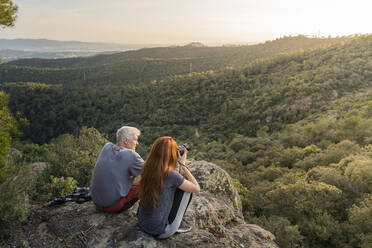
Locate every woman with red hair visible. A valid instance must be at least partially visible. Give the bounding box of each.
[138,136,200,239]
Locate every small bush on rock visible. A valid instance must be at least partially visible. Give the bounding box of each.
[33,175,77,202]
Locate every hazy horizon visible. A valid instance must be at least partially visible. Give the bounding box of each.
[1,0,371,46]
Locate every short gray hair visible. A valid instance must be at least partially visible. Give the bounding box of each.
[116,126,141,143]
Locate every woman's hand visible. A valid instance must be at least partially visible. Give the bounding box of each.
[178,148,188,165]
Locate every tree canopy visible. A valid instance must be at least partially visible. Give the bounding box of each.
[0,0,18,28]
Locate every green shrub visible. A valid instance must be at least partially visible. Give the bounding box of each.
[30,127,107,202]
[34,175,77,202]
[0,161,31,223]
[295,140,360,170]
[50,176,77,197]
[0,91,30,225]
[277,146,304,168]
[0,91,17,183]
[20,143,53,163]
[253,215,304,248]
[336,115,372,145]
[303,144,321,156]
[348,194,372,248]
[46,127,107,186]
[345,156,372,194]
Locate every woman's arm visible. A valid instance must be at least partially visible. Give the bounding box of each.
[177,148,200,193]
[178,165,200,193]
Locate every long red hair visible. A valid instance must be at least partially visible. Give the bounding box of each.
[139,136,178,209]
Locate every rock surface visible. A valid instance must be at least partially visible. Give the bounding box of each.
[29,160,279,247]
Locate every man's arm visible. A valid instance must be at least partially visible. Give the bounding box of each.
[130,152,144,177]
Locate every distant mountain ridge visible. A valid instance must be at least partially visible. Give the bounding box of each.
[0,35,352,85]
[0,38,166,62]
[0,38,162,52]
[0,49,114,62]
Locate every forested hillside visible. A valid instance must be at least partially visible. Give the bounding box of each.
[0,35,350,85]
[1,35,369,145]
[1,34,372,248]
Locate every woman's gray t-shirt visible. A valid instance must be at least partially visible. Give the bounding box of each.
[138,170,184,235]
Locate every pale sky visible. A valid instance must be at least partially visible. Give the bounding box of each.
[1,0,371,45]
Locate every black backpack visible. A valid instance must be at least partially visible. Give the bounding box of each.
[48,187,91,206]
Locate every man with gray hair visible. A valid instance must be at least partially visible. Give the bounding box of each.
[90,126,144,213]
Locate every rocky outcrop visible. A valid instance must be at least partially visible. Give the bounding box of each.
[29,160,278,247]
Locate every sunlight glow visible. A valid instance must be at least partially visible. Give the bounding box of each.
[1,0,371,44]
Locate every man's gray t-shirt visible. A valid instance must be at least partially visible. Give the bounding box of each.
[90,142,144,207]
[138,170,185,235]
